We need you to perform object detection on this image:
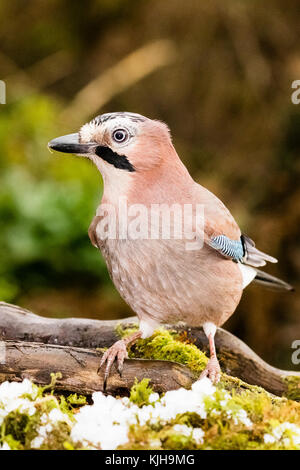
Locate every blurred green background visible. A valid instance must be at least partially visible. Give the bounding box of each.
[0,0,299,368]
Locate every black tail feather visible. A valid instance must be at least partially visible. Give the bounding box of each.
[254,269,294,291]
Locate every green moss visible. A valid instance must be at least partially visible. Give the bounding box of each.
[128,328,208,374]
[200,431,262,450]
[115,322,139,339]
[66,394,87,406]
[282,376,300,401]
[3,412,30,445]
[63,441,75,450]
[40,372,63,394]
[130,378,154,407]
[163,433,195,450]
[118,325,277,397]
[3,434,24,450]
[1,410,41,450]
[39,422,74,450]
[219,373,265,393]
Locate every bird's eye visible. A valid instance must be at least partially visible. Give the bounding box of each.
[112,129,129,143]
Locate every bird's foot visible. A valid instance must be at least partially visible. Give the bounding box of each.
[98,339,128,390]
[199,357,221,384]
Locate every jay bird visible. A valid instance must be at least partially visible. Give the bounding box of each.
[49,112,292,385]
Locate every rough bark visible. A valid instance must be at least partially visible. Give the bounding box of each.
[0,340,195,395]
[0,301,299,397]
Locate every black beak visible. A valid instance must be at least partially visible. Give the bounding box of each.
[48,133,97,155]
[48,133,136,172]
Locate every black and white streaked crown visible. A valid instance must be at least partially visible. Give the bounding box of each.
[90,112,147,126]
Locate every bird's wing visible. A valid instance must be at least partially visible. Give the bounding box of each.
[240,234,277,267]
[208,233,277,267]
[208,235,244,262]
[192,185,277,267]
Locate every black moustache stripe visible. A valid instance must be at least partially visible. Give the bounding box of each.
[95,145,135,172]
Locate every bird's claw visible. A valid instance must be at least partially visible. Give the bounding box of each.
[199,357,221,384]
[98,340,128,390]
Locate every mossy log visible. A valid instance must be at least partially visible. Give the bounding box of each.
[0,301,299,397]
[0,340,195,395]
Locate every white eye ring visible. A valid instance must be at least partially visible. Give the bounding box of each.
[112,128,129,143]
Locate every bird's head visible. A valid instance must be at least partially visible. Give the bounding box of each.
[48,112,191,204]
[48,112,174,173]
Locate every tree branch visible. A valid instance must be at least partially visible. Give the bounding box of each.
[0,302,299,397]
[0,340,194,395]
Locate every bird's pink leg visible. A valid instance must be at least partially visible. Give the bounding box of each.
[199,322,221,383]
[98,330,142,390]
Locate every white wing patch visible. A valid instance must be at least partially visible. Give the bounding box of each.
[238,263,257,289]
